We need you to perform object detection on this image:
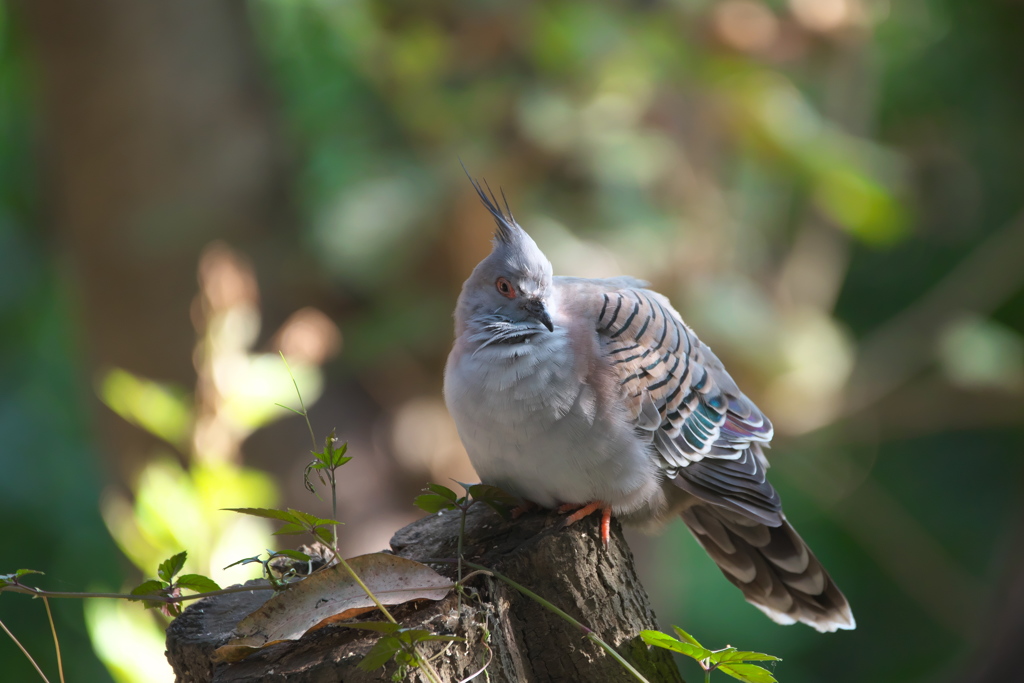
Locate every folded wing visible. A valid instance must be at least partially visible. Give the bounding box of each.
[594,286,779,525]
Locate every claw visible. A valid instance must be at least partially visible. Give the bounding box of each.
[557,501,613,547]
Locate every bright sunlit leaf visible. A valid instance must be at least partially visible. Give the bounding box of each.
[157,551,187,584]
[718,662,778,683]
[176,574,222,593]
[98,368,192,449]
[640,630,713,660]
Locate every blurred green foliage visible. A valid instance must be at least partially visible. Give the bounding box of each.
[0,6,122,683]
[2,0,1023,682]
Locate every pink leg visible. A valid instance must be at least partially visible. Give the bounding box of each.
[557,501,613,547]
[510,500,538,519]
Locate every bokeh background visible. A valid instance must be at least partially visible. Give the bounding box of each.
[2,0,1023,681]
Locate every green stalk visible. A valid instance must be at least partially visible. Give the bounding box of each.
[414,649,444,683]
[42,598,64,683]
[0,583,274,603]
[280,355,441,683]
[457,505,467,611]
[458,508,466,585]
[324,468,443,683]
[279,352,317,452]
[0,616,51,683]
[329,466,339,560]
[462,561,651,683]
[333,557,399,626]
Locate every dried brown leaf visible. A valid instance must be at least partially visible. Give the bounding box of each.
[212,553,453,662]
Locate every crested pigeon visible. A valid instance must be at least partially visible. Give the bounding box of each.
[443,177,855,633]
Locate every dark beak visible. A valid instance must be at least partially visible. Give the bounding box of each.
[524,298,554,332]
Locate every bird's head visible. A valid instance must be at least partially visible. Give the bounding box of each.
[455,176,554,341]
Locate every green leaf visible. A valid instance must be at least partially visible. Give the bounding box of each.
[395,629,433,644]
[224,507,297,523]
[315,516,342,526]
[393,628,462,648]
[468,484,518,519]
[325,437,349,467]
[713,650,781,664]
[640,630,713,661]
[287,508,340,528]
[98,368,192,448]
[272,523,309,536]
[130,579,166,597]
[358,635,401,671]
[287,508,317,525]
[426,483,458,502]
[176,574,222,593]
[337,621,402,635]
[0,569,44,587]
[414,493,457,514]
[718,662,778,683]
[157,551,187,583]
[303,461,329,498]
[313,527,334,545]
[128,579,167,609]
[271,549,312,562]
[412,634,464,643]
[274,402,306,416]
[315,432,350,468]
[224,556,264,570]
[672,626,704,648]
[467,484,516,504]
[481,503,513,521]
[814,166,907,246]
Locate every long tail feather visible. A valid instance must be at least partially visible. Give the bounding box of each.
[681,503,855,632]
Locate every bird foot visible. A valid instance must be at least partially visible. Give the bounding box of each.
[557,501,613,547]
[510,500,539,519]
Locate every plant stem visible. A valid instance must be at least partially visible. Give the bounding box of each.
[42,598,64,683]
[462,561,651,683]
[415,649,444,683]
[458,507,466,585]
[280,352,318,452]
[463,562,586,632]
[584,634,653,683]
[0,616,51,683]
[332,470,340,551]
[459,570,491,584]
[705,666,710,683]
[0,583,274,604]
[280,354,438,682]
[455,640,493,683]
[333,556,399,625]
[457,505,467,611]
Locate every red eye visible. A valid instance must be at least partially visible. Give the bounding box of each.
[496,277,516,299]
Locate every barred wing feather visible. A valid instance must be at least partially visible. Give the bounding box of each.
[594,285,782,526]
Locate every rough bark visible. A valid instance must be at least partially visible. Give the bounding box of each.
[166,506,684,682]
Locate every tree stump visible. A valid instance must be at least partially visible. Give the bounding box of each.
[165,505,684,682]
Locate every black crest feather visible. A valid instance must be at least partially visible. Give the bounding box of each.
[460,160,519,244]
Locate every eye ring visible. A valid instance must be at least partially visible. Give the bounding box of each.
[496,277,516,299]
